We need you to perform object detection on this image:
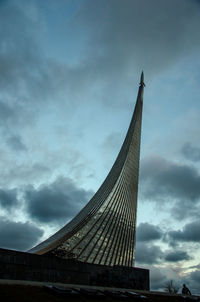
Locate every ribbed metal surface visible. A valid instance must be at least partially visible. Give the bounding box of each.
[29,74,144,267]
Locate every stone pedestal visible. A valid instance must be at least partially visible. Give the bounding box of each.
[0,248,149,290]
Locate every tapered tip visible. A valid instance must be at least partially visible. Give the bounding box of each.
[140,71,145,87]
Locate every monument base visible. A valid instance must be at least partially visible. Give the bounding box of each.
[0,248,149,290]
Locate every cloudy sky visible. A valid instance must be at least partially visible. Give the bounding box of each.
[0,0,200,294]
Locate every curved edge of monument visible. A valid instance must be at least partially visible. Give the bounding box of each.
[0,248,149,290]
[28,72,145,268]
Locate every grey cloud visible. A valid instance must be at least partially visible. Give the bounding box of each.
[6,135,27,152]
[163,235,179,249]
[72,0,200,80]
[43,0,200,109]
[190,270,200,284]
[172,203,200,221]
[1,0,200,127]
[140,156,200,220]
[164,250,191,262]
[0,101,15,123]
[135,242,163,264]
[1,0,200,112]
[167,221,200,243]
[181,143,200,162]
[0,100,27,131]
[0,0,93,110]
[0,2,45,138]
[0,218,43,251]
[150,267,168,290]
[141,156,200,202]
[0,98,35,142]
[0,162,52,188]
[187,270,200,294]
[136,223,163,242]
[0,1,41,93]
[0,188,18,209]
[189,263,200,270]
[135,242,192,266]
[0,1,69,127]
[2,0,198,118]
[25,176,93,224]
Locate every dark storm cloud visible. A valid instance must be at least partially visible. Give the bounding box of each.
[141,156,200,202]
[140,156,200,220]
[187,269,200,294]
[190,270,200,284]
[189,264,200,270]
[136,239,192,265]
[25,176,93,224]
[167,221,200,243]
[181,143,200,162]
[164,250,191,262]
[0,188,18,209]
[135,242,163,264]
[172,203,200,221]
[136,222,163,242]
[0,218,43,251]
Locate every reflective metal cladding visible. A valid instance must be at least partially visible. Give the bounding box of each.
[29,73,145,267]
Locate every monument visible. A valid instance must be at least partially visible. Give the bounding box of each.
[29,72,144,267]
[0,72,149,290]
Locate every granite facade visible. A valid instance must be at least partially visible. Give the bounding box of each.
[0,248,149,290]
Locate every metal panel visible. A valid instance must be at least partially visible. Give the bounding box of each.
[28,73,145,268]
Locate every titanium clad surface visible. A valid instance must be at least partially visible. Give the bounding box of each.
[28,74,144,267]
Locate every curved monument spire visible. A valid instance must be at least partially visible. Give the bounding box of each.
[29,72,145,267]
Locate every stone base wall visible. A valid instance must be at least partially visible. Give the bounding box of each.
[0,248,149,290]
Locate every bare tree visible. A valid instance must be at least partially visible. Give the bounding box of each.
[164,280,179,294]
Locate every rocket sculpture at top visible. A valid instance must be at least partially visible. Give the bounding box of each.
[29,72,145,267]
